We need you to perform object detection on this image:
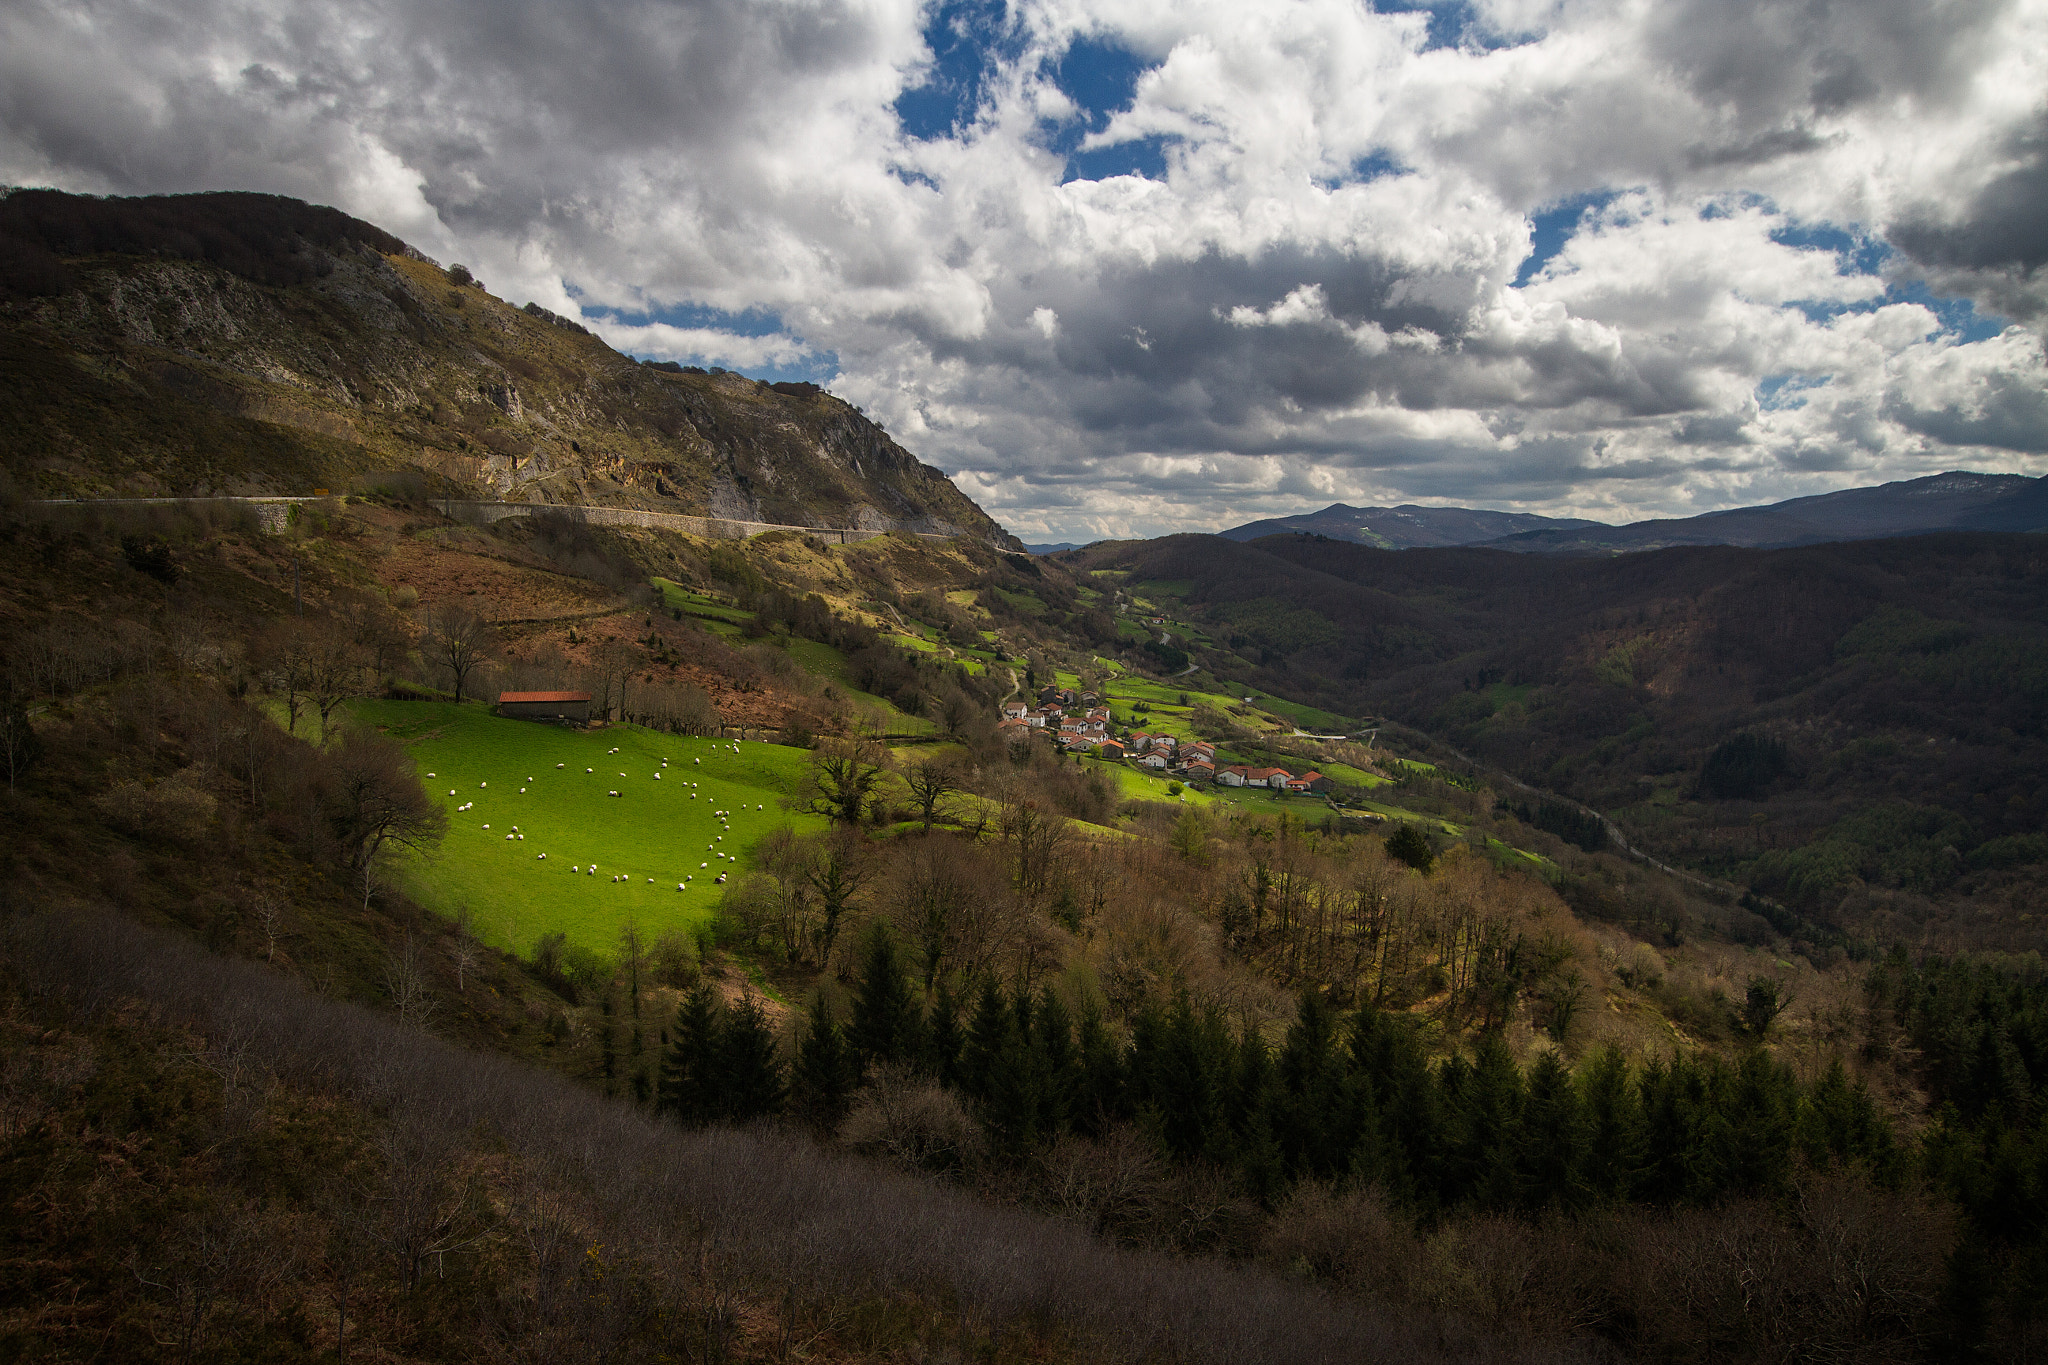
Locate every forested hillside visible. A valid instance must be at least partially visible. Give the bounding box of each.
[1065,531,2048,958]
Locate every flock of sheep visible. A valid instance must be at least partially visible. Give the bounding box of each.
[429,740,768,895]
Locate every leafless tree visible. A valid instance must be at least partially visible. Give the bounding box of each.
[903,758,959,833]
[424,606,495,705]
[449,905,481,997]
[384,933,442,1033]
[258,618,320,733]
[806,739,887,824]
[323,728,447,907]
[251,892,287,964]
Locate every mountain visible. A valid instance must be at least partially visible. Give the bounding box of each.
[0,188,1016,546]
[1218,502,1602,548]
[1479,471,2048,553]
[1023,541,1094,554]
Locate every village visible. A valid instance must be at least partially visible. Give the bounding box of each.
[996,684,1330,795]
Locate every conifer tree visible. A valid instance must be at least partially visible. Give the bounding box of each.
[1518,1049,1590,1210]
[1034,987,1078,1137]
[659,983,724,1126]
[1578,1044,1644,1201]
[960,980,1013,1102]
[923,981,964,1086]
[848,924,920,1070]
[719,992,787,1122]
[1074,1006,1127,1138]
[792,993,859,1131]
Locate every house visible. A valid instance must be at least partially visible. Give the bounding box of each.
[1096,739,1126,760]
[1183,741,1216,761]
[1135,751,1169,769]
[1152,734,1177,751]
[1080,691,1099,706]
[1128,730,1155,752]
[1237,766,1292,789]
[1183,759,1216,783]
[1218,766,1248,787]
[1002,701,1029,720]
[497,690,592,724]
[1285,771,1327,794]
[1026,707,1058,728]
[998,718,1031,744]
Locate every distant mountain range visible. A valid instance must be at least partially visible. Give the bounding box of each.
[1219,472,2048,554]
[1218,504,1600,548]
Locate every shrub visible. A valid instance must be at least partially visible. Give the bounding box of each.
[1385,824,1435,872]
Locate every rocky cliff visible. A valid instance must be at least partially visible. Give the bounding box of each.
[0,188,1016,546]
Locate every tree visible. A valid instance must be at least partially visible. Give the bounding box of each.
[904,758,958,832]
[0,678,41,791]
[719,992,787,1122]
[896,835,971,992]
[792,993,858,1131]
[323,727,447,907]
[1740,974,1792,1041]
[424,606,494,705]
[659,983,723,1125]
[1385,824,1435,872]
[259,618,319,733]
[306,624,370,740]
[808,739,886,823]
[803,830,870,967]
[849,924,921,1071]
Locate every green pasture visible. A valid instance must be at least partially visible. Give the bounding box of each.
[351,701,828,959]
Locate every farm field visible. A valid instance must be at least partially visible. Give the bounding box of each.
[351,700,828,957]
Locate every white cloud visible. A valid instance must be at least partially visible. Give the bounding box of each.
[3,0,2046,539]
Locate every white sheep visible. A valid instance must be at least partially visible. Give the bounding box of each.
[538,853,546,859]
[655,773,661,780]
[427,772,436,777]
[506,834,515,840]
[480,781,487,787]
[700,862,708,869]
[449,789,456,796]
[693,758,699,765]
[482,823,490,829]
[715,873,726,884]
[609,790,620,797]
[677,883,684,891]
[556,763,565,768]
[519,787,526,793]
[587,867,595,876]
[586,767,594,773]
[518,834,525,841]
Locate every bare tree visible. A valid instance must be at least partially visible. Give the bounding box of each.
[322,728,447,907]
[0,675,41,792]
[449,905,480,997]
[307,625,370,740]
[384,933,442,1033]
[424,606,495,705]
[807,739,887,824]
[257,618,320,733]
[903,758,958,833]
[251,892,287,964]
[804,829,872,968]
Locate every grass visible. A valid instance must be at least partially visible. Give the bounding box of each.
[351,700,829,959]
[1257,695,1357,733]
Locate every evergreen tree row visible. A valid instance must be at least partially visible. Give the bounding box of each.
[661,927,1901,1221]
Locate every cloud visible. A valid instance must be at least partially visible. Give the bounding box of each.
[3,0,2046,539]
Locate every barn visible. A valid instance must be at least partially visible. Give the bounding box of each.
[496,690,593,724]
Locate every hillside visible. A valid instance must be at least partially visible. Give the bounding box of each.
[1063,530,2048,956]
[1220,503,1600,548]
[0,188,1015,545]
[8,193,2048,1362]
[1481,471,2048,554]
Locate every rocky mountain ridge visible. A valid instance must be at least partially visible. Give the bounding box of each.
[0,188,1017,547]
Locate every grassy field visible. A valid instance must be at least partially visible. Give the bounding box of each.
[351,700,829,959]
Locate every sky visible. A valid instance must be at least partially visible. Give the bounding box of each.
[4,0,2046,542]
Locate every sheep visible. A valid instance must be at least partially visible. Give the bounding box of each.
[427,772,436,777]
[480,781,487,788]
[518,834,525,841]
[587,767,594,773]
[449,789,457,796]
[519,787,526,793]
[715,873,726,884]
[609,790,620,797]
[482,823,490,830]
[556,763,565,768]
[700,862,708,869]
[587,868,595,876]
[694,758,699,765]
[677,883,684,891]
[538,853,546,859]
[506,834,515,841]
[654,773,661,780]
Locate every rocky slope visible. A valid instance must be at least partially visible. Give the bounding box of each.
[0,188,1016,546]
